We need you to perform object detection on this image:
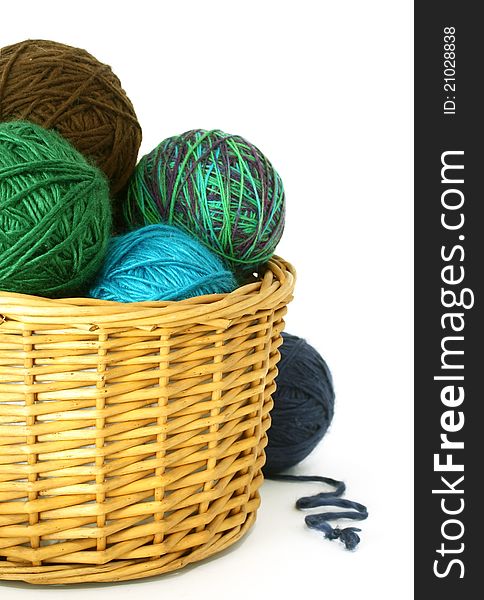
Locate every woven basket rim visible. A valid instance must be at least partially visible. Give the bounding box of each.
[0,256,295,329]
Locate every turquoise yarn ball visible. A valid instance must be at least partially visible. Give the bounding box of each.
[0,120,112,298]
[89,224,237,302]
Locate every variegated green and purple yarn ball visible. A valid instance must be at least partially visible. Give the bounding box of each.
[0,121,112,298]
[122,129,285,272]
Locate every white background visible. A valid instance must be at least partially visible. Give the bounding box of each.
[1,1,414,598]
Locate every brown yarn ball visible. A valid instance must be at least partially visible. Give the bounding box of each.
[0,39,142,195]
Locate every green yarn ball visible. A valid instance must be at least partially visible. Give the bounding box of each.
[123,129,285,270]
[0,121,112,298]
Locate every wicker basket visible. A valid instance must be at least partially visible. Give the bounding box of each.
[0,257,295,585]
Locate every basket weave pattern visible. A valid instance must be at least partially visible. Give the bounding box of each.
[0,258,295,584]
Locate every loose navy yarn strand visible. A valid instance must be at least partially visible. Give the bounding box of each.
[266,474,346,497]
[267,473,368,551]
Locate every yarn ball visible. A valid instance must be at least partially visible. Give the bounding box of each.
[0,121,112,298]
[0,39,142,195]
[89,224,238,303]
[263,332,335,475]
[123,129,285,269]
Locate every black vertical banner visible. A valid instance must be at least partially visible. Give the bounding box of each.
[415,2,482,597]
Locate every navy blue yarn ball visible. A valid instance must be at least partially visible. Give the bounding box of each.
[264,332,335,475]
